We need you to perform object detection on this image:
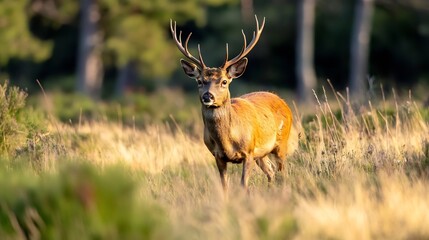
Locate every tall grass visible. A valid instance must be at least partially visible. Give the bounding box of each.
[0,82,428,239]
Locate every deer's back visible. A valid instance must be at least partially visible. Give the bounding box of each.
[236,91,292,123]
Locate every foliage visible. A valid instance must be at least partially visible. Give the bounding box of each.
[0,162,170,239]
[51,92,98,123]
[29,88,200,127]
[0,81,46,157]
[2,0,428,95]
[105,15,179,78]
[0,0,52,65]
[370,3,429,86]
[102,0,236,78]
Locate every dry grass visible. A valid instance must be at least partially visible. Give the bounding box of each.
[20,90,429,239]
[61,121,211,172]
[296,172,429,240]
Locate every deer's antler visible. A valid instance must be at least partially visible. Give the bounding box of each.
[170,19,206,69]
[221,15,265,69]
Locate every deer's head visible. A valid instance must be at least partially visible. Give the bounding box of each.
[171,16,265,108]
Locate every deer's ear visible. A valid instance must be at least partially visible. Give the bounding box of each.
[227,58,248,79]
[180,59,201,78]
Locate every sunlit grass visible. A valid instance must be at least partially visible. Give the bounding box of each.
[1,82,428,239]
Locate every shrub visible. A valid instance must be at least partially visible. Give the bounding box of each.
[0,81,27,156]
[0,162,171,239]
[51,92,97,123]
[0,81,46,158]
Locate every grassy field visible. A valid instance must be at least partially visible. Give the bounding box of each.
[1,82,428,239]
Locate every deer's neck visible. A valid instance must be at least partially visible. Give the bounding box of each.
[202,98,233,139]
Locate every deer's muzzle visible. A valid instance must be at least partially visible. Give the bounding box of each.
[201,92,215,106]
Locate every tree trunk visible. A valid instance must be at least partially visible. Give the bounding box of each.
[76,0,103,99]
[296,0,317,104]
[115,61,137,97]
[241,0,254,24]
[349,0,374,100]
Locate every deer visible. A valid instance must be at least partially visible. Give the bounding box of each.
[170,16,293,191]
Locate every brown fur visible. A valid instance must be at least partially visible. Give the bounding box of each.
[202,90,292,189]
[171,17,292,190]
[180,64,293,190]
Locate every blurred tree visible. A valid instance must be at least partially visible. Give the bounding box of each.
[76,0,103,98]
[0,0,52,77]
[296,0,317,104]
[30,0,78,23]
[349,0,374,100]
[241,0,254,24]
[27,0,232,98]
[371,0,429,88]
[105,12,182,97]
[2,0,427,98]
[378,0,429,12]
[103,0,235,97]
[28,0,79,85]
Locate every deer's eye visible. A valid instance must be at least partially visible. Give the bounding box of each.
[196,80,203,86]
[221,80,228,87]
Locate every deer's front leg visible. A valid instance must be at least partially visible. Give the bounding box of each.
[241,155,255,189]
[215,158,228,191]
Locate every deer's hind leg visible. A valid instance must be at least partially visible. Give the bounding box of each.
[256,156,275,183]
[272,145,288,171]
[273,123,291,171]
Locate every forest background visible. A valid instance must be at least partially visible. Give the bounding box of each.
[1,0,428,104]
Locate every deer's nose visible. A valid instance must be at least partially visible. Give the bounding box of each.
[202,92,214,103]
